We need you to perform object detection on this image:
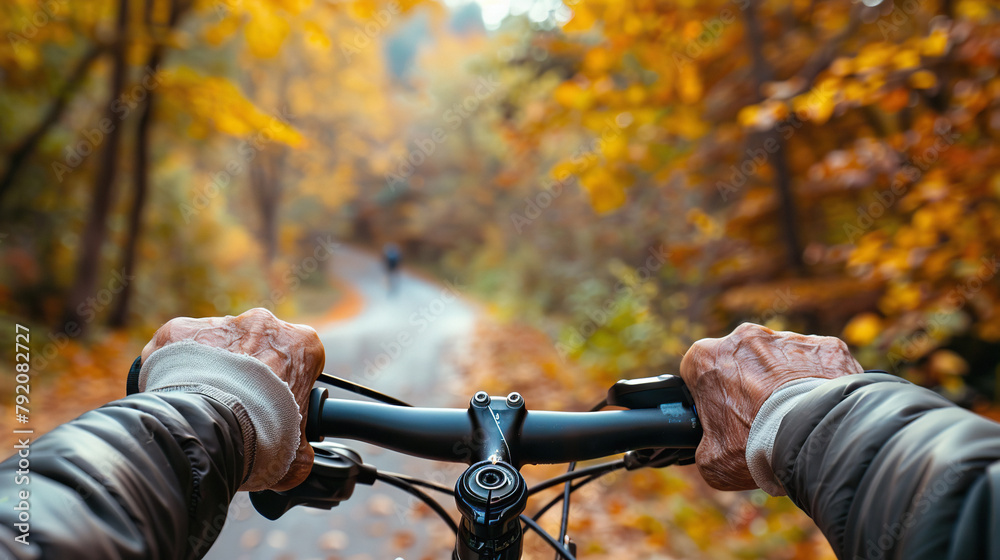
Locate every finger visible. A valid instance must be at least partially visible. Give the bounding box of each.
[679,337,719,389]
[730,322,773,339]
[296,324,325,380]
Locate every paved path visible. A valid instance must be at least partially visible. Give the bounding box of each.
[205,246,477,560]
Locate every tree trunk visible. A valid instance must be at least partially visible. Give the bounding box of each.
[244,63,290,273]
[107,72,154,328]
[109,0,188,327]
[62,0,130,334]
[0,44,104,209]
[743,2,803,271]
[249,151,282,267]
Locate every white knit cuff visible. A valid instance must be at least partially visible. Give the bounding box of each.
[138,340,302,492]
[746,377,828,496]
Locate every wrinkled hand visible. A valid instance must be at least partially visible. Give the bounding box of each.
[142,308,325,491]
[679,323,862,491]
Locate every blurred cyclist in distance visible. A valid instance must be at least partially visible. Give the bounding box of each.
[382,242,401,296]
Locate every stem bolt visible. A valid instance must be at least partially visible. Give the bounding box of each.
[506,392,523,408]
[473,391,490,406]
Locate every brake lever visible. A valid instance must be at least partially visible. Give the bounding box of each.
[623,448,695,470]
[607,374,700,469]
[249,442,376,520]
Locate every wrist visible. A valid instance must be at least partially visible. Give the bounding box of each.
[139,340,302,491]
[745,377,829,495]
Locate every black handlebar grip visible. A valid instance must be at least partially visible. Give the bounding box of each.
[126,356,142,396]
[305,387,328,442]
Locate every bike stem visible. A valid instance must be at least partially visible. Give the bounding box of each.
[454,391,530,560]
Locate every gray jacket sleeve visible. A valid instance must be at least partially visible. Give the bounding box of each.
[772,373,1000,560]
[0,392,245,560]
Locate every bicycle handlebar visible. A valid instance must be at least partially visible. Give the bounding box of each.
[308,388,701,468]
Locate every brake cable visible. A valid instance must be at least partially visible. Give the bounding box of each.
[316,372,413,407]
[520,515,577,560]
[374,472,459,535]
[379,471,453,496]
[532,474,603,521]
[552,399,608,554]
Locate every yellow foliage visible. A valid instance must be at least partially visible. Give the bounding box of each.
[203,15,241,45]
[303,20,332,49]
[893,49,921,71]
[849,232,887,267]
[843,313,882,346]
[564,3,598,32]
[921,30,949,57]
[583,47,613,76]
[957,0,991,19]
[245,2,291,58]
[161,67,304,146]
[829,57,854,76]
[880,281,923,314]
[737,105,762,128]
[215,226,261,269]
[677,64,702,104]
[580,167,627,213]
[928,349,969,377]
[792,84,837,125]
[554,81,595,111]
[908,70,938,90]
[687,208,721,239]
[602,133,628,161]
[855,43,896,72]
[667,110,708,140]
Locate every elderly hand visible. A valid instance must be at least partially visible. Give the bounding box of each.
[142,308,325,491]
[679,323,862,491]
